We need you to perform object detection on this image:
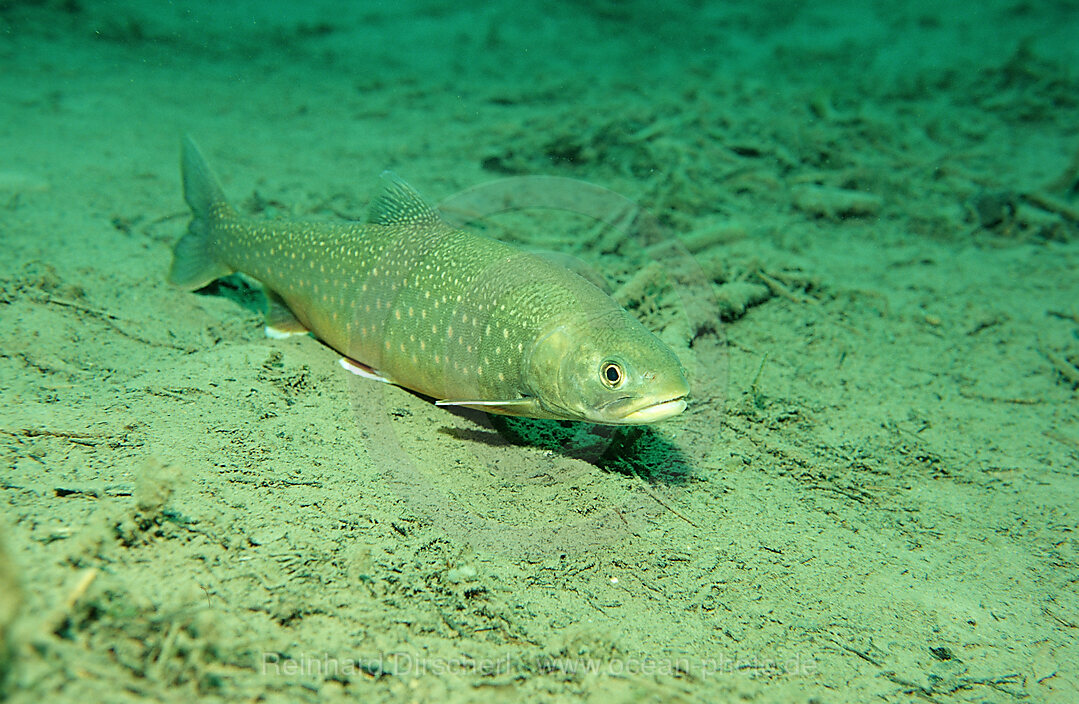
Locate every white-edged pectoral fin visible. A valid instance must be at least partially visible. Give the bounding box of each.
[339,357,393,383]
[435,397,543,416]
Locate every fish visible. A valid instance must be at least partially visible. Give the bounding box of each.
[168,137,690,424]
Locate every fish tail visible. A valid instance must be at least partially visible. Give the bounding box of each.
[168,136,235,289]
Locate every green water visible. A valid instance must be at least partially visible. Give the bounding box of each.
[1,1,1077,702]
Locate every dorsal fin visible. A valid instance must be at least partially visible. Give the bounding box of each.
[368,171,444,227]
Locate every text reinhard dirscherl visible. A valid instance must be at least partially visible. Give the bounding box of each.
[260,651,818,679]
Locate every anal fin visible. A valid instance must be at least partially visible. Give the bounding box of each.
[264,289,309,339]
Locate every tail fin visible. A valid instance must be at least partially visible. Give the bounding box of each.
[168,136,234,289]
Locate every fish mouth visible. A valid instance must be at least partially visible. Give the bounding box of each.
[592,393,688,424]
[618,394,688,424]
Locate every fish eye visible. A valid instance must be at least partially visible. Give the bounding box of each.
[600,360,624,389]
